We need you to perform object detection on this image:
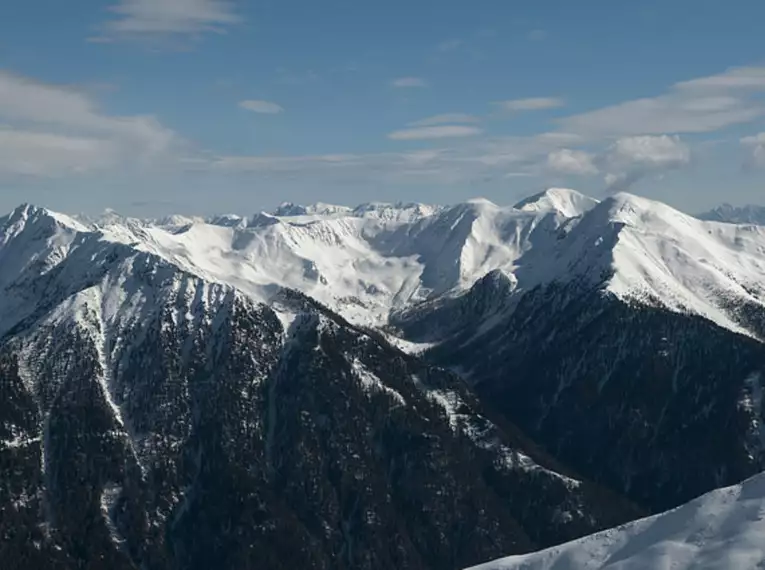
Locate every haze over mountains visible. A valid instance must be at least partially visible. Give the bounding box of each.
[3,188,765,569]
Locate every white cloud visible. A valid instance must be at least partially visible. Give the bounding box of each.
[210,153,362,172]
[388,125,483,140]
[547,148,598,175]
[0,129,119,177]
[599,135,691,191]
[408,113,480,127]
[99,0,241,39]
[741,132,765,168]
[0,71,178,177]
[560,66,765,137]
[751,145,765,168]
[498,97,565,111]
[392,77,428,88]
[545,136,691,186]
[741,132,765,145]
[604,135,690,169]
[239,100,284,114]
[675,67,765,91]
[205,132,581,187]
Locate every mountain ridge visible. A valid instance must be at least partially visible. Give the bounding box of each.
[12,188,765,341]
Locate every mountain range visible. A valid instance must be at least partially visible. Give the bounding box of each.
[2,188,765,569]
[697,203,765,225]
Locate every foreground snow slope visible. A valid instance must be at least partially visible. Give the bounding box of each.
[468,472,765,570]
[4,188,765,338]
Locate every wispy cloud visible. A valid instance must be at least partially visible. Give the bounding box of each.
[0,71,178,176]
[239,100,284,114]
[741,132,765,169]
[274,68,320,86]
[498,97,565,111]
[0,128,118,177]
[675,67,765,91]
[600,135,691,192]
[559,66,765,137]
[546,149,598,175]
[437,39,464,52]
[546,135,691,191]
[408,114,480,127]
[96,0,241,41]
[388,125,483,140]
[392,77,428,88]
[204,133,581,188]
[741,133,765,145]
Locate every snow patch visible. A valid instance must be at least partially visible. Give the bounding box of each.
[100,483,125,546]
[350,359,406,406]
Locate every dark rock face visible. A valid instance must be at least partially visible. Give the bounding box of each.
[415,279,765,514]
[0,276,640,570]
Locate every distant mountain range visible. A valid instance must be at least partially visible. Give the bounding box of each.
[697,203,765,225]
[3,189,765,569]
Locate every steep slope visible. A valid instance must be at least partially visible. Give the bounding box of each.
[6,190,765,566]
[602,193,765,337]
[468,472,765,570]
[0,206,641,570]
[403,193,765,514]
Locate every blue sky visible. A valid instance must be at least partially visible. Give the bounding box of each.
[1,0,764,216]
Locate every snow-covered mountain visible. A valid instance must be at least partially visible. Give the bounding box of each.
[49,188,765,343]
[469,472,765,570]
[4,189,765,569]
[0,193,645,570]
[7,189,597,330]
[698,203,765,226]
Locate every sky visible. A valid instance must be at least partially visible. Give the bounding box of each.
[0,0,764,217]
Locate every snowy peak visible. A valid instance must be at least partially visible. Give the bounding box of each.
[580,192,765,337]
[271,199,441,223]
[514,188,599,218]
[351,201,441,222]
[272,201,352,217]
[469,473,765,570]
[2,202,89,238]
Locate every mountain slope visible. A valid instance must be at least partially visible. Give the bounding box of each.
[390,193,765,515]
[468,472,765,570]
[0,203,641,570]
[5,190,765,567]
